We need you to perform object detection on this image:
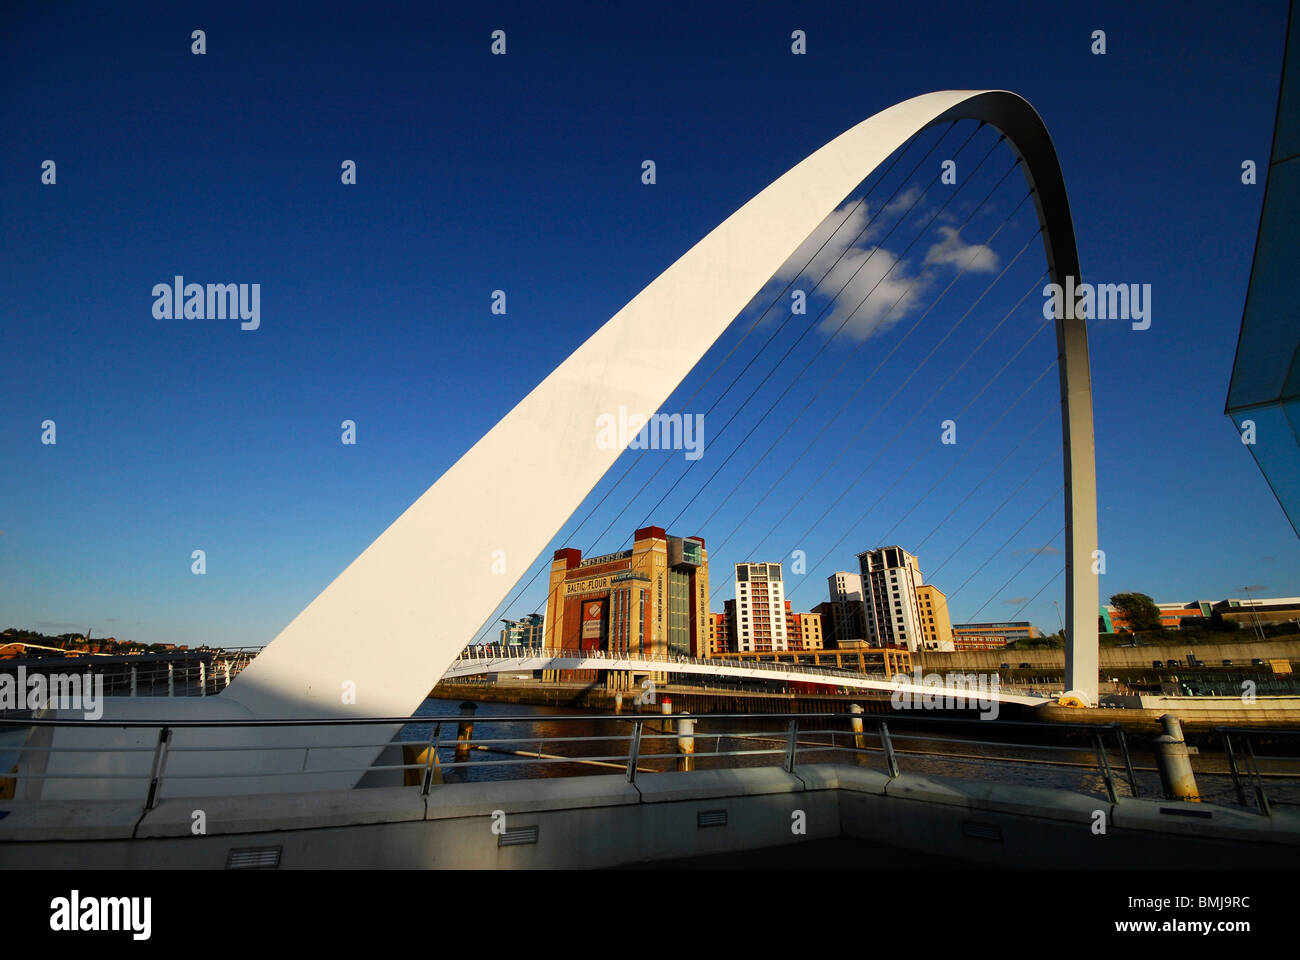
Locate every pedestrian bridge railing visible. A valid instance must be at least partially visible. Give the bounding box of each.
[0,648,262,701]
[455,644,896,681]
[446,646,1049,705]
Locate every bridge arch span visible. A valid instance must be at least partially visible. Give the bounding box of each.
[226,90,1099,725]
[38,91,1098,800]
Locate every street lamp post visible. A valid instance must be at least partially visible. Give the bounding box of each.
[1241,585,1267,643]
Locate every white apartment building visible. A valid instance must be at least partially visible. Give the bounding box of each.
[733,562,788,652]
[857,546,928,651]
[826,571,867,644]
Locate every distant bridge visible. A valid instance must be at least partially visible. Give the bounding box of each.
[443,646,1051,707]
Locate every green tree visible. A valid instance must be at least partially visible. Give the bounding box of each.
[1110,592,1163,632]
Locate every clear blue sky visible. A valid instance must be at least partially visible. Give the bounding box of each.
[1,0,1294,648]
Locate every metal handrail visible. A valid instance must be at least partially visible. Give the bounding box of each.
[7,710,1283,811]
[0,711,1128,731]
[0,710,1146,802]
[1214,725,1300,816]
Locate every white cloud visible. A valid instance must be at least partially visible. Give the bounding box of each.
[814,245,925,341]
[766,195,931,341]
[777,191,924,287]
[757,190,1001,343]
[924,225,999,273]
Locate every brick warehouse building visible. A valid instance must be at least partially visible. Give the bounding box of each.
[544,526,709,685]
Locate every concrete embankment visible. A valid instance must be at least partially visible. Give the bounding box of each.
[1035,699,1300,732]
[430,680,902,716]
[919,639,1299,673]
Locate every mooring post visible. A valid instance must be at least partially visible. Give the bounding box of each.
[1154,714,1199,801]
[849,703,866,760]
[676,711,695,772]
[455,700,477,765]
[614,692,623,714]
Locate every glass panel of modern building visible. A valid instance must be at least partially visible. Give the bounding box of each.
[1227,7,1300,535]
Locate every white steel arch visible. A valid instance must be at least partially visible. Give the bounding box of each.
[225,89,1098,721]
[36,90,1098,800]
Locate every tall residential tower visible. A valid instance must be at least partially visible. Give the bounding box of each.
[857,546,932,651]
[731,562,788,653]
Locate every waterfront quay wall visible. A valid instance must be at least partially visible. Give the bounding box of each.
[4,765,1296,869]
[430,680,902,716]
[918,639,1300,673]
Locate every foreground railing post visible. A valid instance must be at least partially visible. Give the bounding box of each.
[1093,732,1119,804]
[167,663,174,698]
[145,726,172,810]
[626,720,643,783]
[421,723,443,795]
[1243,736,1271,817]
[783,718,798,773]
[879,720,900,779]
[1222,730,1248,807]
[129,666,137,698]
[1115,725,1139,798]
[199,661,206,696]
